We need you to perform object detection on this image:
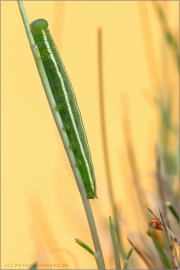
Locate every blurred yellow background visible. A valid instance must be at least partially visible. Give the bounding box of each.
[2,1,179,269]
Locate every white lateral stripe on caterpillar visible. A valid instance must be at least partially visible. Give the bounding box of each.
[42,30,95,193]
[57,49,94,166]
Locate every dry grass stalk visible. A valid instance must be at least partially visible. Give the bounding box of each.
[128,238,155,269]
[158,207,179,269]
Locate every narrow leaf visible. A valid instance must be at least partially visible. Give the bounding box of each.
[166,202,180,223]
[109,216,121,269]
[123,247,134,269]
[75,238,94,255]
[29,263,37,270]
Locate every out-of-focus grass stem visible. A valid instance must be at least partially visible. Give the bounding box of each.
[97,28,125,258]
[128,238,155,269]
[155,146,167,222]
[149,228,172,269]
[159,207,179,269]
[109,216,121,269]
[121,97,146,215]
[166,202,180,223]
[152,1,179,70]
[123,247,134,269]
[138,2,159,91]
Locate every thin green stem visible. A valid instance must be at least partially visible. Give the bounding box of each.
[17,2,105,269]
[166,202,180,223]
[152,2,179,70]
[155,145,167,222]
[109,216,121,269]
[138,2,159,91]
[29,264,37,270]
[97,27,125,258]
[123,247,134,269]
[159,207,179,269]
[150,229,172,269]
[94,251,106,269]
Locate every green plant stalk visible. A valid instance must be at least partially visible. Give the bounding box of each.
[98,28,125,258]
[138,2,159,90]
[29,264,37,270]
[123,247,134,269]
[109,216,121,269]
[17,1,105,269]
[159,207,179,269]
[152,2,179,69]
[150,229,172,269]
[94,251,106,269]
[155,145,167,221]
[166,202,180,223]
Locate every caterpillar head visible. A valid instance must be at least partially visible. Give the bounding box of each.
[30,19,48,33]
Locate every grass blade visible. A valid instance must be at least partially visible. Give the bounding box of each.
[148,228,172,269]
[158,207,179,269]
[155,145,167,221]
[166,202,180,223]
[75,238,94,255]
[97,28,125,258]
[75,239,104,269]
[29,264,37,270]
[109,216,121,269]
[123,247,134,269]
[152,2,179,69]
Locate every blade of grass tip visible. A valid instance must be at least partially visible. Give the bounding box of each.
[151,1,179,69]
[127,238,156,269]
[166,202,180,223]
[145,205,180,246]
[29,264,37,270]
[109,216,121,269]
[17,2,106,269]
[75,238,94,255]
[75,239,104,269]
[158,207,179,269]
[123,247,134,269]
[97,28,125,258]
[149,228,172,269]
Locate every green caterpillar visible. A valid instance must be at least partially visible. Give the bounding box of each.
[30,19,97,199]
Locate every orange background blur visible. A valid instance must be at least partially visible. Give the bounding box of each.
[2,1,179,269]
